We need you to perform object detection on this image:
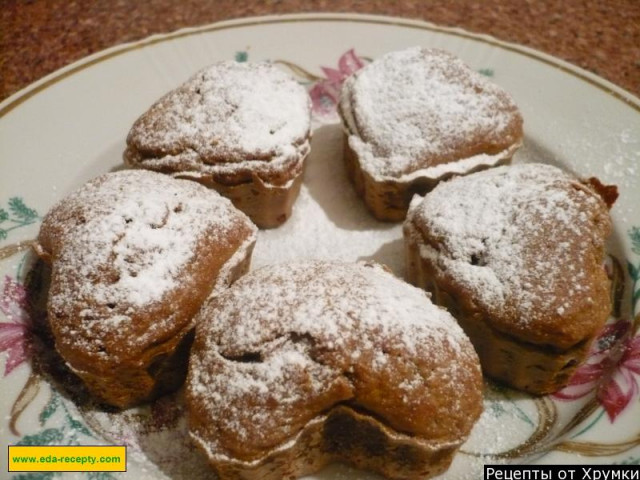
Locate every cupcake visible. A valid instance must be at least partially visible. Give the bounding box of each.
[339,47,523,221]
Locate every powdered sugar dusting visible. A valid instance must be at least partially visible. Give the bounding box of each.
[125,61,311,180]
[203,261,465,356]
[188,260,479,461]
[407,163,610,331]
[340,47,522,179]
[40,169,256,357]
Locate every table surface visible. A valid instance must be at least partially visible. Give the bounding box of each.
[1,0,639,102]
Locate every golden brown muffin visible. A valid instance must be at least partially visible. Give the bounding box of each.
[404,163,614,394]
[339,47,523,221]
[186,260,483,480]
[35,170,257,408]
[124,61,311,229]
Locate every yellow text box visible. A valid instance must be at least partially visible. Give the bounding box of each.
[8,445,126,472]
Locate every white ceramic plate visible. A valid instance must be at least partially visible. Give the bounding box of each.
[1,13,639,479]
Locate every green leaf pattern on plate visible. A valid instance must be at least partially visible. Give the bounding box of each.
[16,428,65,447]
[0,197,39,240]
[12,473,57,480]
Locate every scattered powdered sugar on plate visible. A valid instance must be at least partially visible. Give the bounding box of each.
[521,116,639,226]
[463,385,540,455]
[252,124,405,274]
[575,125,639,225]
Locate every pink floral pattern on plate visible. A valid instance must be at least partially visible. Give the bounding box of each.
[0,275,31,376]
[554,318,640,422]
[309,49,365,117]
[554,242,640,423]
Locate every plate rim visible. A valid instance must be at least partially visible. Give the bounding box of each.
[1,12,639,119]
